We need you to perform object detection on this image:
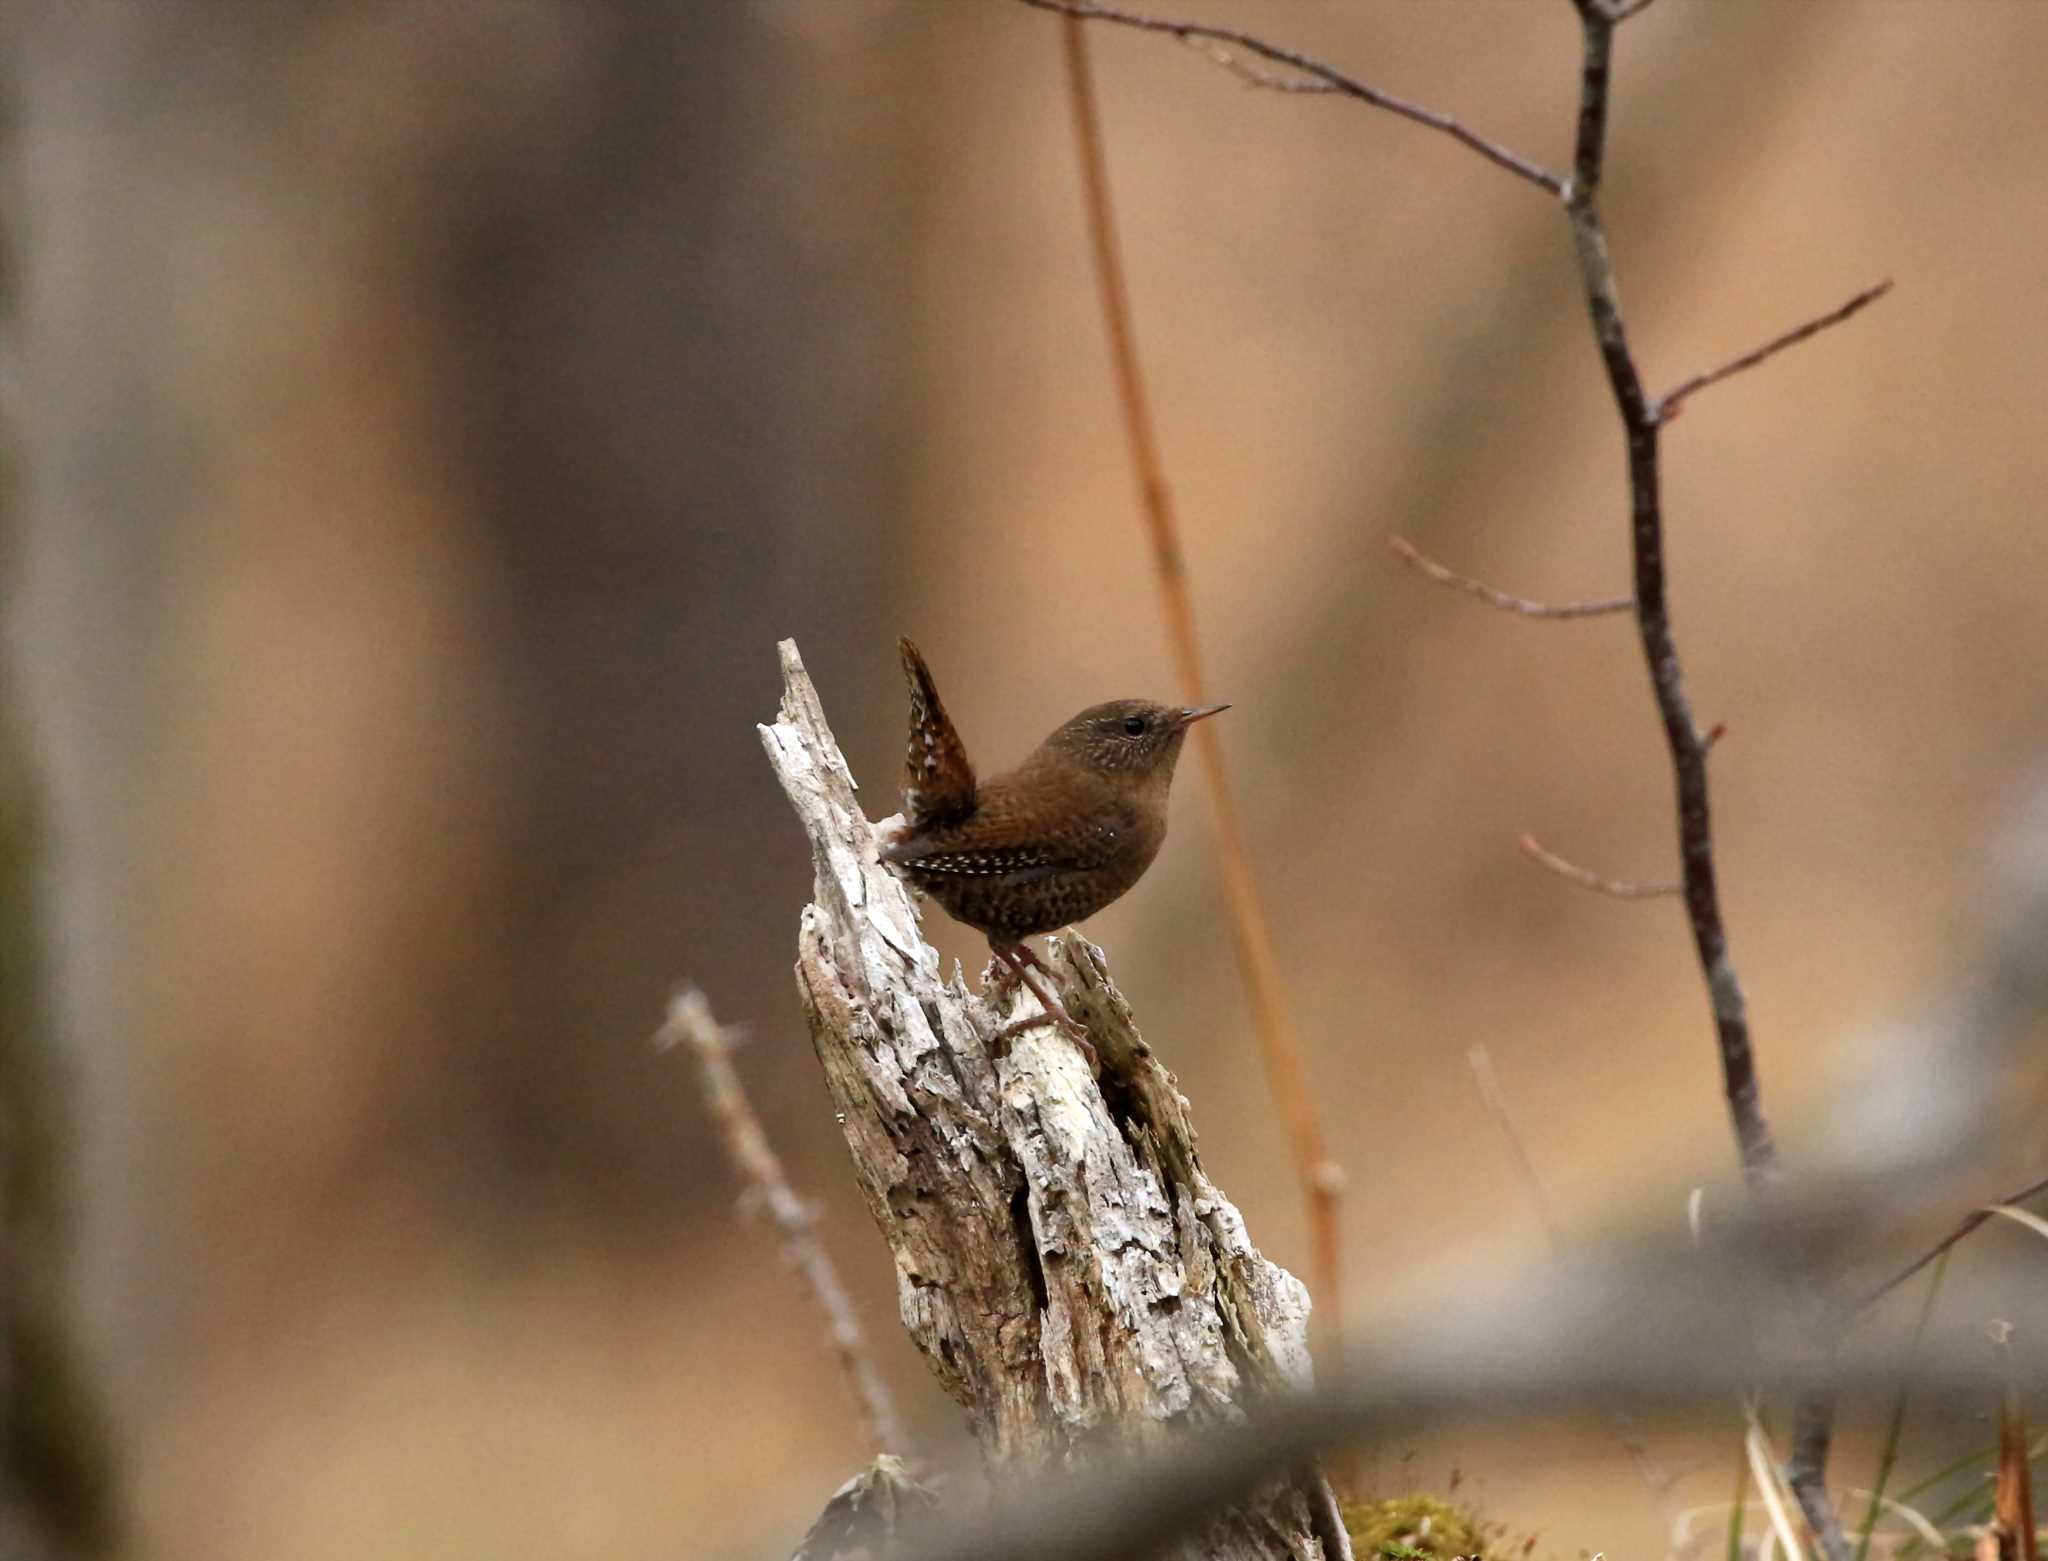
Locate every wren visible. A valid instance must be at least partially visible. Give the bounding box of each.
[883,637,1226,1061]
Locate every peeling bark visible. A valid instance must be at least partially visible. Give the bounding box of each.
[761,640,1344,1560]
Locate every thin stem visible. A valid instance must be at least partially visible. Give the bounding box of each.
[1019,0,1564,194]
[1727,1432,1751,1561]
[1853,1251,1949,1561]
[1657,281,1894,422]
[1387,535,1633,620]
[1469,1045,1569,1256]
[1856,1169,2048,1313]
[1518,832,1681,900]
[662,989,915,1460]
[1056,13,1347,1359]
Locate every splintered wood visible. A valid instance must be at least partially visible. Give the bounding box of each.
[759,639,1343,1561]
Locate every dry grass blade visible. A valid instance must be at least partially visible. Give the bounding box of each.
[1747,1414,1818,1561]
[1055,14,1345,1356]
[1994,1383,2040,1561]
[1845,1490,1947,1551]
[1854,1251,1950,1561]
[1986,1205,2048,1247]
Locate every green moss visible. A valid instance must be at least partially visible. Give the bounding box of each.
[1343,1494,1491,1558]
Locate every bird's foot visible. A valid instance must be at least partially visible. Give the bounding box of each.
[995,1009,1098,1073]
[990,942,1099,1073]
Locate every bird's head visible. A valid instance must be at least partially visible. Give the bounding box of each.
[1038,699,1229,782]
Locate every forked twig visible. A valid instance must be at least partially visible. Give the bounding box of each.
[1657,281,1894,422]
[662,988,914,1460]
[1056,13,1347,1354]
[1563,7,1852,1539]
[1387,535,1633,620]
[1562,0,1782,1189]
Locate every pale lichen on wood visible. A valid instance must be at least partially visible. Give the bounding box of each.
[759,638,1344,1559]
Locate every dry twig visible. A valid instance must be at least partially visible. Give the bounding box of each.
[1386,535,1633,621]
[1056,15,1347,1356]
[1657,282,1894,422]
[1518,831,1682,900]
[1022,0,1563,192]
[661,988,913,1461]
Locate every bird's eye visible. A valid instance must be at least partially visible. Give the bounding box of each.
[1121,715,1149,737]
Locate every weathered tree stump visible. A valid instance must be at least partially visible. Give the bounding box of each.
[760,640,1346,1560]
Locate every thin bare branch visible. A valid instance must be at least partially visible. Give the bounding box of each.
[1657,281,1894,422]
[662,988,915,1461]
[1565,0,1777,1189]
[1017,0,1564,193]
[1184,38,1340,96]
[1519,831,1681,900]
[1856,1170,2048,1313]
[1056,14,1347,1358]
[1387,534,1633,620]
[1561,2,1832,1524]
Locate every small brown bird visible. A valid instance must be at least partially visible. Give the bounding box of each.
[883,637,1226,1058]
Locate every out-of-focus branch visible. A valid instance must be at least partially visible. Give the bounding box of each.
[1022,0,1563,193]
[0,776,118,1559]
[1518,831,1682,900]
[1656,281,1893,422]
[1055,15,1348,1364]
[790,1456,939,1561]
[661,988,913,1461]
[887,1244,2027,1561]
[1386,536,1633,620]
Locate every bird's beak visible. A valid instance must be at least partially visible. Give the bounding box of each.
[1179,704,1230,726]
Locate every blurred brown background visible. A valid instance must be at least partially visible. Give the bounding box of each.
[5,1,2048,1556]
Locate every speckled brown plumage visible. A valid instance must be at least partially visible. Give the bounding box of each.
[883,638,1224,1051]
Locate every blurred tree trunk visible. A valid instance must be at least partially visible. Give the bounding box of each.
[8,0,932,1548]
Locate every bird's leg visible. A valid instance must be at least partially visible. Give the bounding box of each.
[989,941,1097,1070]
